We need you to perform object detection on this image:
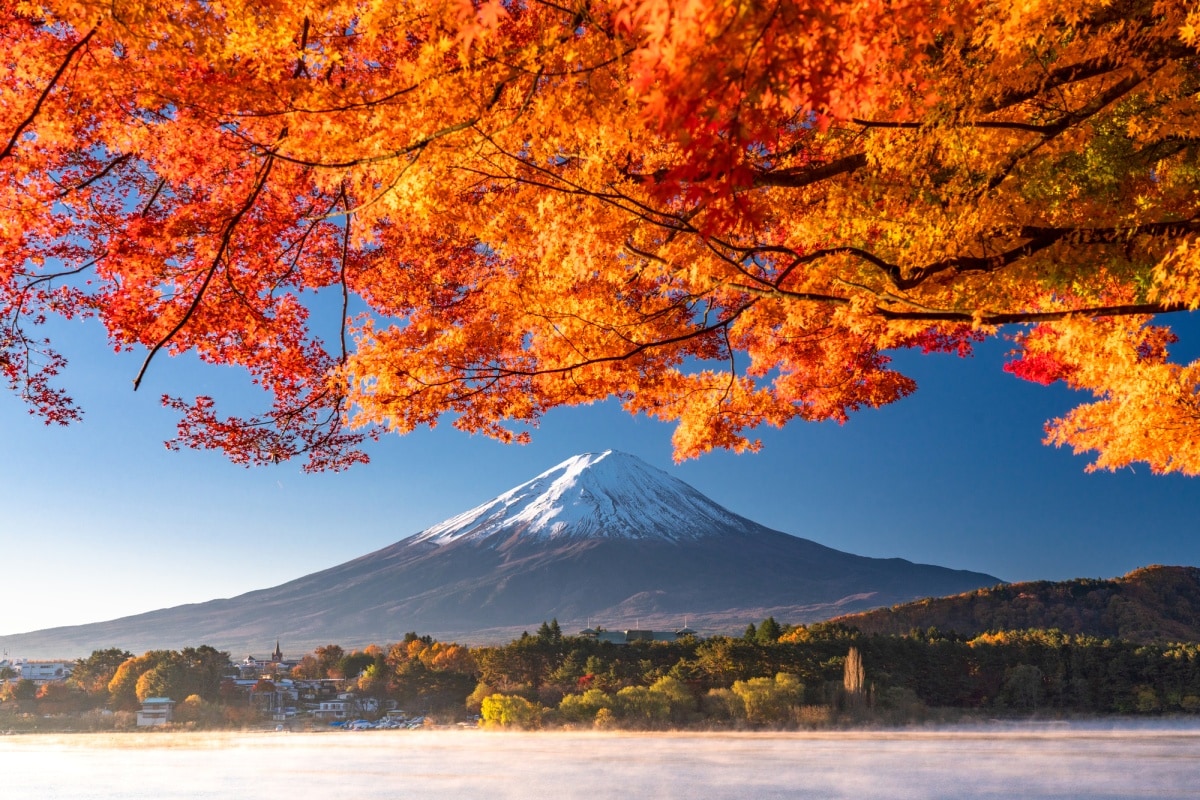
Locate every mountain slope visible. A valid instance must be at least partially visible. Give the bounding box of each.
[1,451,1001,658]
[829,565,1200,643]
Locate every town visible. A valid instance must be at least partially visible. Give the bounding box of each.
[0,623,704,730]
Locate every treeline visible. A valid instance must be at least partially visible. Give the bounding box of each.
[4,621,1200,730]
[467,621,1200,727]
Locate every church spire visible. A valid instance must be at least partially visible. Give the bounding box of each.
[272,640,283,662]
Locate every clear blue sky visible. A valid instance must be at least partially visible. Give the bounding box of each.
[3,313,1199,636]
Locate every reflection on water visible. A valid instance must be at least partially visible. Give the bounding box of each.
[2,723,1199,799]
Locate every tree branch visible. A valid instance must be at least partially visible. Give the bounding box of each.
[0,25,98,163]
[133,153,277,391]
[752,153,868,188]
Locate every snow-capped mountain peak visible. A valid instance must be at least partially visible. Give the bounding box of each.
[410,450,757,545]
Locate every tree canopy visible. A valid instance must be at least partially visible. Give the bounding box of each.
[2,0,1198,472]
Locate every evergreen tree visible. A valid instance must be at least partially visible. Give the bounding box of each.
[756,617,783,644]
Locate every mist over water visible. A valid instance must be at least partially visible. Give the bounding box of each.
[3,724,1198,799]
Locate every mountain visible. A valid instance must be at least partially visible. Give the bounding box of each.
[828,565,1200,644]
[1,451,1001,658]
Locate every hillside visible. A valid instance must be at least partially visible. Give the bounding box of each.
[830,565,1200,643]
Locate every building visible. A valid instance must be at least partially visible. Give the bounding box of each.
[16,660,72,684]
[315,699,349,719]
[238,641,298,678]
[578,627,699,644]
[137,697,175,727]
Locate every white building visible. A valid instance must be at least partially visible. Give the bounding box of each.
[137,698,175,726]
[315,700,348,719]
[17,660,72,684]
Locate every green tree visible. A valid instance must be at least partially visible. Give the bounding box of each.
[68,648,134,697]
[465,682,497,715]
[756,617,783,644]
[356,663,390,704]
[390,656,477,715]
[535,619,564,645]
[647,675,696,725]
[702,687,745,723]
[8,679,38,703]
[731,673,805,725]
[613,685,671,729]
[480,694,544,729]
[997,664,1044,710]
[110,647,230,706]
[339,651,376,681]
[557,688,614,725]
[178,646,232,702]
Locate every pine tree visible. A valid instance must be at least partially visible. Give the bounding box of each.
[756,617,783,644]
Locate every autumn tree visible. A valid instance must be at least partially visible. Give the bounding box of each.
[2,0,1199,473]
[313,645,346,679]
[108,647,230,706]
[34,681,88,715]
[108,653,161,710]
[67,648,133,698]
[843,647,865,696]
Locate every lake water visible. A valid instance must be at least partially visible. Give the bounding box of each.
[2,723,1198,799]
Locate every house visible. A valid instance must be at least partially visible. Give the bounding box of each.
[315,699,349,719]
[137,697,175,726]
[312,692,374,720]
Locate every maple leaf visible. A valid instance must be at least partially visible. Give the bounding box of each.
[0,0,1196,475]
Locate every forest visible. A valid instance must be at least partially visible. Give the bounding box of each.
[4,621,1200,731]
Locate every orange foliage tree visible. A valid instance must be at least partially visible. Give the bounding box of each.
[2,0,1198,472]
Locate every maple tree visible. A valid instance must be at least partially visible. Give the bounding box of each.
[2,0,1198,472]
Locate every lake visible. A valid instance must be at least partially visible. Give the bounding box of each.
[2,723,1198,799]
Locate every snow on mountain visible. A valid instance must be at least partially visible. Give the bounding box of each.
[411,450,759,545]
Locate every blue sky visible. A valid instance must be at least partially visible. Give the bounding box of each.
[3,312,1200,637]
